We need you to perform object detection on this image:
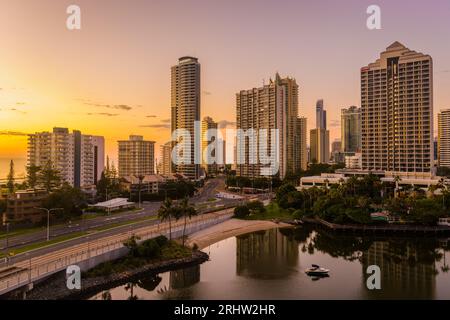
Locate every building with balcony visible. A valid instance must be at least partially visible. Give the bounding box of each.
[361,42,433,176]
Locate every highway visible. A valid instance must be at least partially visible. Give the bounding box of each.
[0,177,239,253]
[0,209,235,296]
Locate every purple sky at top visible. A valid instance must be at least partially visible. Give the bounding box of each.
[0,0,449,173]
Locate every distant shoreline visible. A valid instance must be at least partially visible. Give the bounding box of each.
[0,158,26,181]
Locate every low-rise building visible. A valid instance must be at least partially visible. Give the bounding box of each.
[301,169,449,192]
[89,198,135,212]
[5,190,47,224]
[345,153,362,169]
[120,173,188,195]
[121,174,167,194]
[299,173,348,189]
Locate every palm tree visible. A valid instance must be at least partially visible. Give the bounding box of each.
[158,198,174,240]
[428,184,438,198]
[347,176,359,197]
[323,179,330,191]
[179,197,198,246]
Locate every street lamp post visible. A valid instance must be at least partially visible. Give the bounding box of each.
[5,222,10,252]
[35,207,64,241]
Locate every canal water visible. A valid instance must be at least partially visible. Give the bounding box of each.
[89,227,450,300]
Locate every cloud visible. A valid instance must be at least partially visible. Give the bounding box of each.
[9,108,27,114]
[218,120,236,128]
[86,112,119,117]
[81,100,133,111]
[139,124,170,129]
[146,115,157,118]
[202,91,212,96]
[329,120,340,127]
[16,102,26,106]
[441,70,450,73]
[0,131,29,136]
[161,119,171,123]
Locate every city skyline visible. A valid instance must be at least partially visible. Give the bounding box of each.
[1,0,450,177]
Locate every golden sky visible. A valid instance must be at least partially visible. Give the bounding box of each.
[1,0,450,177]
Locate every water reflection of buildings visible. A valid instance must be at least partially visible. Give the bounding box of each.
[362,241,437,299]
[236,229,298,279]
[170,265,201,289]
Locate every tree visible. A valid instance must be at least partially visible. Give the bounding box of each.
[234,205,250,218]
[42,183,87,220]
[394,175,402,198]
[26,164,41,189]
[247,200,265,214]
[158,198,174,240]
[178,197,197,246]
[347,176,359,197]
[96,171,109,201]
[6,160,15,194]
[38,161,62,193]
[0,199,6,217]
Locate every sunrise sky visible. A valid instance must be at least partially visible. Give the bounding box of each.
[1,0,450,177]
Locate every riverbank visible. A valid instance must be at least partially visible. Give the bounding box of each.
[186,218,291,249]
[20,250,209,300]
[302,217,450,235]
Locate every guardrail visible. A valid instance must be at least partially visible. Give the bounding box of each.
[0,209,234,296]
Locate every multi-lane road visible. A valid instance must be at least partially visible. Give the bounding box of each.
[0,177,240,254]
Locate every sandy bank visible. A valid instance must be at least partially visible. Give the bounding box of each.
[187,219,291,249]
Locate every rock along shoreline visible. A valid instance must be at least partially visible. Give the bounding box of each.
[24,250,209,300]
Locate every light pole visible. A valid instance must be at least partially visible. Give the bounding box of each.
[4,221,10,253]
[35,207,64,241]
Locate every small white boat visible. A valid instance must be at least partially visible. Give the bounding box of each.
[305,264,330,276]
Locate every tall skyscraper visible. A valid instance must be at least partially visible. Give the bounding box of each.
[118,135,155,178]
[310,128,330,164]
[316,99,327,130]
[310,100,330,164]
[341,106,361,153]
[438,109,450,168]
[171,56,201,180]
[361,42,433,175]
[92,136,105,184]
[236,73,300,178]
[296,117,307,171]
[201,116,219,175]
[159,142,172,175]
[28,127,104,188]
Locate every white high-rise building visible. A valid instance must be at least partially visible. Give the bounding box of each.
[28,127,105,188]
[118,135,155,178]
[316,99,327,130]
[361,42,433,176]
[236,73,300,179]
[341,106,361,154]
[438,109,450,168]
[201,116,219,175]
[310,100,330,164]
[159,142,172,175]
[171,56,201,180]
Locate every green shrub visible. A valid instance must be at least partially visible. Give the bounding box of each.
[247,201,265,214]
[137,240,161,258]
[154,235,169,247]
[234,205,250,218]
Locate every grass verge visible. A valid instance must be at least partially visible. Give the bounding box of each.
[242,202,293,221]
